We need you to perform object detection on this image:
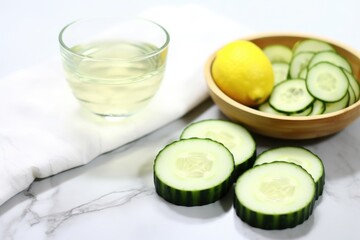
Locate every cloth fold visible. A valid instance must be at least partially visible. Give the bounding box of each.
[0,4,252,206]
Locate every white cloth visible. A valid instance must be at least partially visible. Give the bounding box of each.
[0,4,252,205]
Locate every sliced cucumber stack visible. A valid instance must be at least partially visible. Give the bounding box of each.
[154,138,234,206]
[253,146,325,199]
[258,38,360,116]
[153,120,326,230]
[180,119,256,177]
[234,161,316,229]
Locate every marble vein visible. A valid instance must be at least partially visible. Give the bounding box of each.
[29,187,155,235]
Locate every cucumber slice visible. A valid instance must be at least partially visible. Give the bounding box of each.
[293,39,335,55]
[308,51,353,73]
[253,146,325,199]
[289,52,315,78]
[263,45,293,63]
[306,62,349,102]
[269,79,314,113]
[180,120,256,177]
[343,70,360,101]
[272,62,290,85]
[154,138,234,206]
[234,161,316,229]
[309,99,325,115]
[258,101,288,116]
[323,92,350,114]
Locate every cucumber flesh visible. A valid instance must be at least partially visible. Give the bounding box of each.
[289,52,315,78]
[293,39,335,55]
[154,138,234,206]
[343,70,360,100]
[299,67,308,79]
[348,86,356,106]
[263,44,293,63]
[234,161,316,230]
[269,79,314,113]
[309,99,325,115]
[272,62,290,85]
[289,104,313,116]
[308,51,352,73]
[258,102,288,116]
[323,92,350,114]
[180,119,256,177]
[253,146,325,199]
[306,62,349,102]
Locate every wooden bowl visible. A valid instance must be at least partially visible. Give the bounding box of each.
[205,33,360,139]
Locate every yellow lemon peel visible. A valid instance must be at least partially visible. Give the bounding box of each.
[212,40,274,107]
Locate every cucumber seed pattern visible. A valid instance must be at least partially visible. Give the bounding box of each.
[176,152,214,178]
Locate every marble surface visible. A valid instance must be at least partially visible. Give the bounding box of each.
[1,0,360,239]
[1,100,360,239]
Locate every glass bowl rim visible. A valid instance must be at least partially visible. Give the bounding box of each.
[58,17,170,62]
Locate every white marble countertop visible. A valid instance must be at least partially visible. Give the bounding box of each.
[1,1,360,239]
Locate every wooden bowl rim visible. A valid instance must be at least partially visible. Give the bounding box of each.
[205,33,360,122]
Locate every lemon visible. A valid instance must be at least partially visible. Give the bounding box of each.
[211,40,274,107]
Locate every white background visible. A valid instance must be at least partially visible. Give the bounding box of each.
[1,0,359,78]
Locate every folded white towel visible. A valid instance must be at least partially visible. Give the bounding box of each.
[0,4,252,206]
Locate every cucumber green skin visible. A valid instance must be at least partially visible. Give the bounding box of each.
[234,193,315,230]
[154,172,234,206]
[234,150,256,179]
[316,172,325,200]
